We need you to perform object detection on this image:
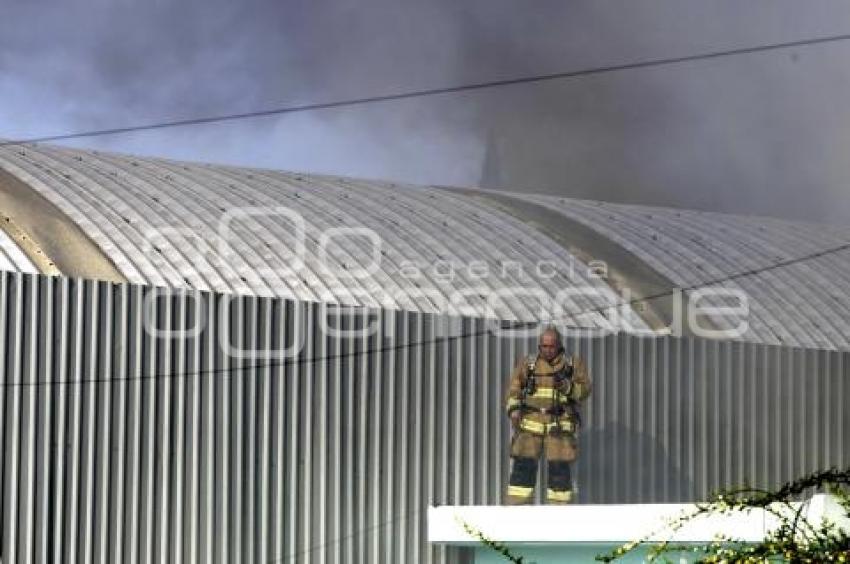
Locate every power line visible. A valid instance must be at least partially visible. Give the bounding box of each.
[275,507,426,563]
[576,242,850,319]
[1,237,848,390]
[2,32,850,148]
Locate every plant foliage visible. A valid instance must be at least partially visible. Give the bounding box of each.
[466,468,850,563]
[597,467,850,563]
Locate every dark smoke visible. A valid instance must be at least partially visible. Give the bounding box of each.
[2,0,850,224]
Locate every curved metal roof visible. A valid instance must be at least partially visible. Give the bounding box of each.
[1,142,849,349]
[0,142,642,329]
[509,193,850,350]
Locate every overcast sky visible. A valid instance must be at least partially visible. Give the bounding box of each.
[3,0,850,224]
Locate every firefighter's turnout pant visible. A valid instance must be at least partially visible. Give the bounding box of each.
[506,419,577,505]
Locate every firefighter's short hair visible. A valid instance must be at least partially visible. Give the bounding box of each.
[538,325,564,346]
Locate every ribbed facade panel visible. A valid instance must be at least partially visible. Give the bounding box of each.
[0,272,847,563]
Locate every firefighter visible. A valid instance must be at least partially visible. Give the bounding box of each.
[505,326,591,504]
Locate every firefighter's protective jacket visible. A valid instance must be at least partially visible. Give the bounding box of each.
[505,352,591,435]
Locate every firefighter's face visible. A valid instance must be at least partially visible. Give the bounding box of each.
[539,333,560,362]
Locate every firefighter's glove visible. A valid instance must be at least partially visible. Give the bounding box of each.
[571,355,589,385]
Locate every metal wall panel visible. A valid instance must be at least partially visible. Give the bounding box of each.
[1,272,848,563]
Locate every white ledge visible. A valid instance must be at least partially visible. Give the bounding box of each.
[429,494,849,545]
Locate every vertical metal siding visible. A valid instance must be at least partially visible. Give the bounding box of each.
[0,272,848,563]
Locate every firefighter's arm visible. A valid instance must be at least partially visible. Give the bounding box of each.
[568,355,591,401]
[505,358,526,418]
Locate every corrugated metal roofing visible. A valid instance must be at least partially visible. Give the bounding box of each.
[0,143,642,329]
[2,142,850,349]
[512,193,850,350]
